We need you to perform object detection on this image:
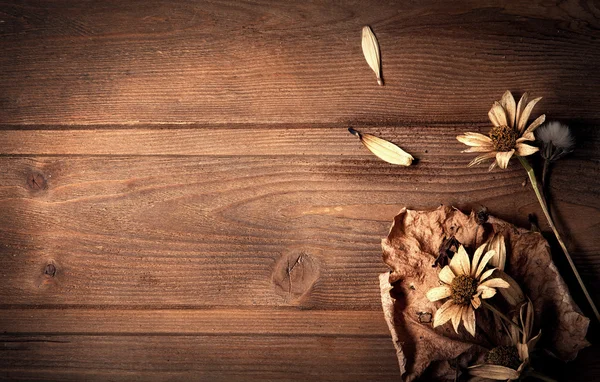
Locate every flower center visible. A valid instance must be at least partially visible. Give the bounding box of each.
[485,346,521,370]
[450,274,478,306]
[489,125,518,152]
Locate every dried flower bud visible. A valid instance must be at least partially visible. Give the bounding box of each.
[536,121,575,161]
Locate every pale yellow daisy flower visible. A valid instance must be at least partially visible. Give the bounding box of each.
[426,244,510,336]
[457,91,545,170]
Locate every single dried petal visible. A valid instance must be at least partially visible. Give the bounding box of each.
[475,250,496,279]
[478,285,497,299]
[479,278,509,289]
[500,90,517,128]
[433,300,456,327]
[488,102,508,127]
[494,269,525,306]
[517,96,542,132]
[517,131,535,142]
[468,364,520,379]
[450,245,471,276]
[439,266,455,285]
[463,304,476,336]
[468,152,497,167]
[349,128,413,166]
[495,149,515,169]
[451,305,463,334]
[515,92,529,131]
[361,26,383,85]
[524,114,546,135]
[462,145,495,153]
[479,268,495,282]
[457,133,493,146]
[471,244,486,276]
[426,286,452,302]
[486,233,506,270]
[515,142,539,156]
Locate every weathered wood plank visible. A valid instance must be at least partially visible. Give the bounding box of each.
[0,334,400,381]
[0,154,598,310]
[1,0,599,124]
[0,308,389,336]
[0,124,597,156]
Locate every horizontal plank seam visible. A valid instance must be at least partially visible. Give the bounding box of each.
[0,332,392,339]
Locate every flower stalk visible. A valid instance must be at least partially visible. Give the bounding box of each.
[518,155,600,322]
[481,301,523,334]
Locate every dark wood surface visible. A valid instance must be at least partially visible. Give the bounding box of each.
[1,1,599,380]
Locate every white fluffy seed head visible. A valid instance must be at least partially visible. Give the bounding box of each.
[536,121,574,150]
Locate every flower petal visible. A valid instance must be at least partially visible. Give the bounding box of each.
[517,96,542,133]
[478,285,497,299]
[486,233,506,270]
[495,269,526,306]
[468,364,520,379]
[450,245,471,276]
[495,149,515,169]
[462,145,495,153]
[471,295,481,309]
[457,133,493,146]
[488,101,508,127]
[500,90,516,128]
[475,249,496,278]
[462,304,476,336]
[515,92,529,129]
[451,305,464,334]
[480,278,510,289]
[433,299,456,328]
[468,152,497,167]
[524,114,546,135]
[488,160,497,171]
[479,267,496,282]
[439,266,455,285]
[470,243,487,276]
[515,142,539,157]
[426,285,452,301]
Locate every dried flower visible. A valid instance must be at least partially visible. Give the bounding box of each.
[536,121,574,153]
[457,91,545,170]
[361,26,383,85]
[348,128,413,166]
[536,121,575,185]
[426,244,509,336]
[468,301,542,381]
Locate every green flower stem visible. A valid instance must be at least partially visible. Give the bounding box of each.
[518,156,600,323]
[482,301,523,334]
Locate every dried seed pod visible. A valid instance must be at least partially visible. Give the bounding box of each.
[361,26,383,85]
[349,128,413,166]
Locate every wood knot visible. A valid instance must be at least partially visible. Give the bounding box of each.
[27,172,47,191]
[272,249,320,304]
[44,263,57,277]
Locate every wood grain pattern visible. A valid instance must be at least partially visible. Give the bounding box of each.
[0,124,597,156]
[0,309,389,335]
[0,153,598,310]
[0,335,399,381]
[1,0,600,124]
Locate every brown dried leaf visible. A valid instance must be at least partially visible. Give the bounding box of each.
[380,205,589,381]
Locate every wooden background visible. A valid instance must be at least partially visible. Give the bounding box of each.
[1,0,599,380]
